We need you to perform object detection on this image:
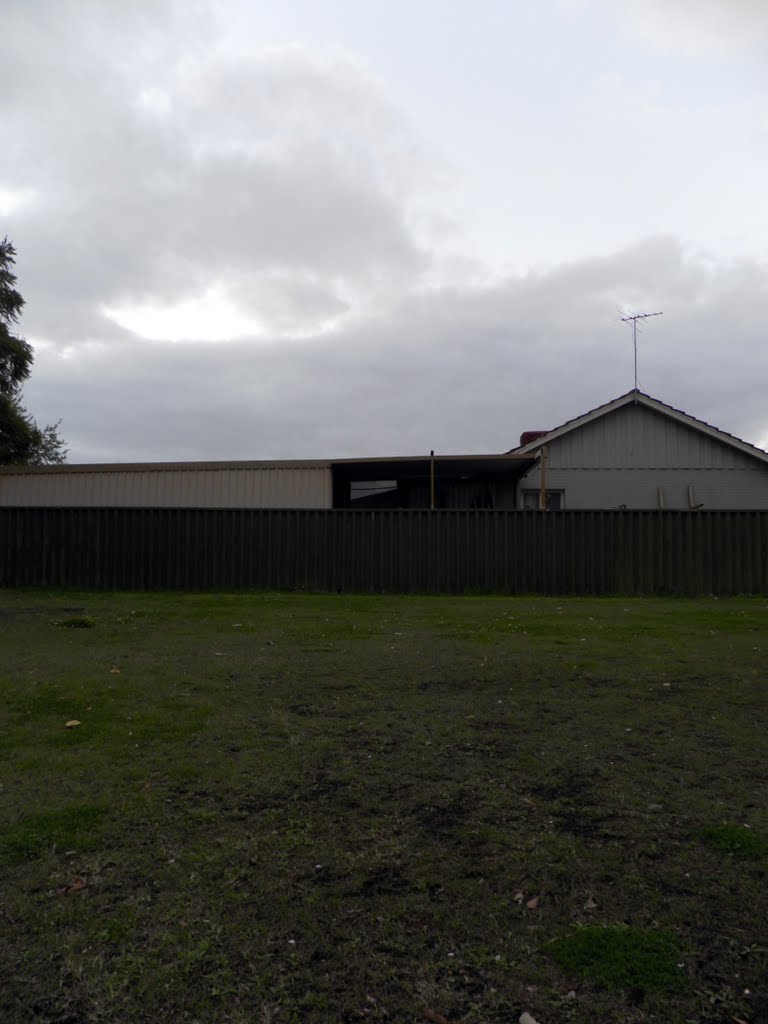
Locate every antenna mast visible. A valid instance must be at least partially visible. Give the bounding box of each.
[620,311,663,390]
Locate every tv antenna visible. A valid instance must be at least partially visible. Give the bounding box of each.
[620,311,663,391]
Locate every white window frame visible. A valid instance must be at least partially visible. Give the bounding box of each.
[521,488,565,511]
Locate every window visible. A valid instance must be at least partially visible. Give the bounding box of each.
[521,489,563,511]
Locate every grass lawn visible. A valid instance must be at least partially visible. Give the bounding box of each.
[1,590,767,1024]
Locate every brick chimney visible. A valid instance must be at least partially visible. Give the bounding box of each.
[519,430,549,447]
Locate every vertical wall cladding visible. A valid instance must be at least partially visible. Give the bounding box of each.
[2,508,768,595]
[546,404,756,469]
[0,465,333,509]
[518,404,768,510]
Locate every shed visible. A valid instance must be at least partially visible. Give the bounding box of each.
[0,452,537,510]
[0,460,333,509]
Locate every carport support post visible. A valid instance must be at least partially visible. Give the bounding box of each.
[430,450,435,510]
[539,446,548,511]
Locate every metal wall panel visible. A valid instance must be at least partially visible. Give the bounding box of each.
[518,467,768,510]
[0,465,333,509]
[516,404,768,509]
[548,404,755,469]
[2,507,767,595]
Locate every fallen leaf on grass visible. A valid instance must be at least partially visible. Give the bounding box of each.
[59,877,87,895]
[526,896,540,909]
[65,720,81,728]
[422,1010,449,1024]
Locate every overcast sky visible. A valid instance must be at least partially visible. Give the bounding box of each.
[3,0,767,462]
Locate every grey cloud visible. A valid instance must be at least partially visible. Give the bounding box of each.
[24,239,768,463]
[226,271,350,335]
[2,5,431,344]
[6,3,768,467]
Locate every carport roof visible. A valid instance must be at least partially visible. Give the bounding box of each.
[331,453,536,481]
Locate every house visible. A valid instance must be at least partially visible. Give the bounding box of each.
[511,389,768,510]
[2,389,766,511]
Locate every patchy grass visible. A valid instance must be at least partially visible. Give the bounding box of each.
[0,805,108,863]
[700,824,768,861]
[52,615,96,629]
[1,590,767,1024]
[548,926,684,994]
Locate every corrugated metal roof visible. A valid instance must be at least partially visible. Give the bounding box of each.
[512,389,768,465]
[0,459,332,476]
[0,452,535,477]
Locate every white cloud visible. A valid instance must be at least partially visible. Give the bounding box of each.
[105,272,349,342]
[0,187,38,215]
[570,0,768,56]
[103,290,263,343]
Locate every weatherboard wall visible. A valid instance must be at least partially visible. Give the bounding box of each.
[0,464,333,509]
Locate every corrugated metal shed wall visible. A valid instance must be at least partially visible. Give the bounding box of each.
[0,464,333,508]
[518,404,768,509]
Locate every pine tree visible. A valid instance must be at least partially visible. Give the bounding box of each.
[0,238,67,465]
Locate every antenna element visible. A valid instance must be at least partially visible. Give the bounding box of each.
[620,311,663,390]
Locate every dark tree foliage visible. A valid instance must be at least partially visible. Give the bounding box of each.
[0,237,67,465]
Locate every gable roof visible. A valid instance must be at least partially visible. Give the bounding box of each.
[512,389,768,466]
